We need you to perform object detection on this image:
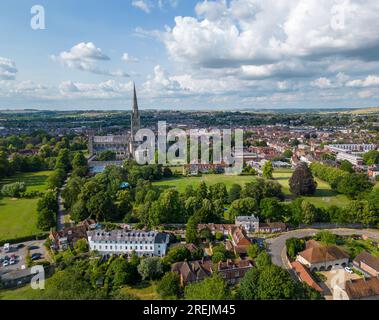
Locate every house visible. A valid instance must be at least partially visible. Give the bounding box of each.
[183,163,226,175]
[333,277,379,300]
[49,225,88,251]
[171,258,253,286]
[258,222,287,233]
[87,229,170,257]
[368,165,379,180]
[296,243,349,272]
[235,215,259,233]
[353,252,379,277]
[226,226,252,255]
[291,261,323,293]
[198,224,235,236]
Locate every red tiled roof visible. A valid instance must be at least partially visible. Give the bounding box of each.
[291,261,323,292]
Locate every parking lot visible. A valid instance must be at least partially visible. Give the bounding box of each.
[0,240,48,275]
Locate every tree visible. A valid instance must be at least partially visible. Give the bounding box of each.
[196,181,208,199]
[289,163,317,196]
[255,251,272,269]
[340,160,354,173]
[315,231,338,245]
[72,151,87,168]
[209,183,228,203]
[71,199,88,223]
[37,208,56,230]
[283,149,293,158]
[363,150,379,165]
[228,184,242,203]
[301,200,318,225]
[286,238,305,260]
[165,246,191,265]
[74,239,89,253]
[228,197,258,221]
[260,197,283,222]
[106,257,138,288]
[186,215,200,244]
[336,173,374,199]
[247,243,261,259]
[137,257,164,280]
[157,272,181,299]
[237,268,261,300]
[47,169,66,189]
[55,148,71,172]
[184,273,231,300]
[262,161,274,179]
[257,265,297,299]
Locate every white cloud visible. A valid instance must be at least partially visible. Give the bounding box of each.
[346,75,379,88]
[0,57,18,80]
[163,0,379,74]
[121,52,139,63]
[52,42,129,77]
[311,77,332,89]
[132,0,152,13]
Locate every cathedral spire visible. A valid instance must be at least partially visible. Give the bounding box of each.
[133,82,139,113]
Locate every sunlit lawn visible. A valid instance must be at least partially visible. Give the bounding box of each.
[119,282,160,300]
[154,169,350,209]
[0,171,52,241]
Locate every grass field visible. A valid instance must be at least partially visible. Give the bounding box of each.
[118,282,159,300]
[0,171,52,241]
[0,284,42,300]
[0,171,52,192]
[154,169,350,209]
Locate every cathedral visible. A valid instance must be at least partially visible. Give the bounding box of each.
[88,83,141,160]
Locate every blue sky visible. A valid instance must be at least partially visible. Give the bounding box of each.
[1,0,379,110]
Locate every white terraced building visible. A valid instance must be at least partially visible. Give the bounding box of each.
[87,229,170,257]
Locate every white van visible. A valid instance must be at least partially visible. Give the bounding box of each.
[3,243,10,253]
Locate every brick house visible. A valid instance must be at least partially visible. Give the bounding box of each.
[353,252,379,277]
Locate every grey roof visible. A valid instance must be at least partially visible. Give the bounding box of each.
[0,268,35,281]
[87,229,168,244]
[236,215,259,222]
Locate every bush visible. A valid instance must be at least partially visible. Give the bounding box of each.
[1,182,27,198]
[157,272,181,299]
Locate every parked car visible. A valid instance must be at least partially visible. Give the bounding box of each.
[9,258,16,265]
[2,260,9,267]
[345,267,353,274]
[31,253,42,261]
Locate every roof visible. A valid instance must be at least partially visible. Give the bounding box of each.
[50,225,87,244]
[306,240,321,249]
[87,229,169,244]
[298,245,349,264]
[235,215,259,223]
[354,251,379,272]
[291,261,323,292]
[345,277,379,300]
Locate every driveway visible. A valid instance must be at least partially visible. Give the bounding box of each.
[266,228,379,268]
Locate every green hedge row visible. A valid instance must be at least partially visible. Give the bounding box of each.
[0,233,49,247]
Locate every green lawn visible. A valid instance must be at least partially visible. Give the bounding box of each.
[0,284,43,300]
[154,169,350,209]
[154,174,257,193]
[0,171,52,192]
[0,171,52,241]
[119,282,160,300]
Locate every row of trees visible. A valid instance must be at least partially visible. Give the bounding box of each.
[37,190,58,230]
[310,162,373,199]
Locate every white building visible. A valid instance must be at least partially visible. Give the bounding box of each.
[87,229,170,257]
[235,215,260,233]
[326,144,377,154]
[336,152,364,166]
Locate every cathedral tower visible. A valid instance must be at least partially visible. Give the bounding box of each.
[130,83,141,157]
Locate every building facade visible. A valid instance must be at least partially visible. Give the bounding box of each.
[235,215,260,233]
[87,229,170,257]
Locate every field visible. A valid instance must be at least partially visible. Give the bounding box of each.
[117,282,159,300]
[0,284,42,300]
[154,169,350,209]
[0,171,52,241]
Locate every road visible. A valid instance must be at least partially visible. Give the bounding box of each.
[57,178,73,231]
[266,228,379,269]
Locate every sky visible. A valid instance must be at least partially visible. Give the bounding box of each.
[1,0,379,111]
